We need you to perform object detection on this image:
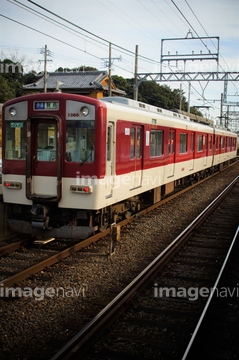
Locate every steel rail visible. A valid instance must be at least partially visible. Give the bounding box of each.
[1,230,110,287]
[182,225,239,360]
[0,239,28,256]
[51,175,239,360]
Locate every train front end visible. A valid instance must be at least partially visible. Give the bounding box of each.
[2,93,106,239]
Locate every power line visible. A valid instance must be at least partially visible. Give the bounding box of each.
[6,0,163,75]
[0,14,146,77]
[170,0,215,57]
[183,0,239,95]
[0,14,103,61]
[26,0,161,65]
[98,0,162,47]
[8,0,111,53]
[184,0,210,38]
[9,0,135,73]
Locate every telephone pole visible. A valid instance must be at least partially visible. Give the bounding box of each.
[108,43,112,96]
[134,45,139,100]
[101,44,122,96]
[38,45,52,93]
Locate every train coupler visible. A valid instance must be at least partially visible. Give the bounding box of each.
[31,204,50,230]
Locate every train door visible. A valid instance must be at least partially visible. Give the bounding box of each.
[26,117,62,201]
[130,125,143,189]
[105,122,115,198]
[167,129,175,178]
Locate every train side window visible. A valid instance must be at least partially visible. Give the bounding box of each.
[150,130,163,157]
[130,128,135,159]
[130,126,142,159]
[221,137,225,149]
[228,137,231,149]
[198,134,203,151]
[180,133,187,153]
[190,133,195,152]
[106,126,112,161]
[209,135,213,150]
[168,130,175,154]
[204,135,207,151]
[136,128,142,158]
[5,121,26,159]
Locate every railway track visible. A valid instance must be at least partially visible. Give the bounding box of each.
[51,174,239,360]
[0,233,111,288]
[182,225,239,360]
[0,164,234,289]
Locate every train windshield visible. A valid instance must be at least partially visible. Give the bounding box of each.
[5,121,26,159]
[66,120,95,162]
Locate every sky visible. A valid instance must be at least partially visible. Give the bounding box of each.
[0,0,239,124]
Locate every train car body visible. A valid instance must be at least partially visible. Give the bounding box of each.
[2,93,237,239]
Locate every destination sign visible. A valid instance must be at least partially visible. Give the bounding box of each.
[34,101,59,110]
[10,122,23,128]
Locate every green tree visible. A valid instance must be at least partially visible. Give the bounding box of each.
[0,75,16,102]
[55,66,98,72]
[112,75,133,97]
[112,77,189,111]
[190,106,203,116]
[0,59,24,100]
[23,71,38,85]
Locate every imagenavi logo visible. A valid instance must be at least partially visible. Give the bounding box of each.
[0,283,88,301]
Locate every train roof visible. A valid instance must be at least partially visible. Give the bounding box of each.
[101,96,214,127]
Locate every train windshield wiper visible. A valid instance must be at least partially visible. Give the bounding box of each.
[79,149,93,167]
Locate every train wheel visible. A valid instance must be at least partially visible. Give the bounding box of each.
[99,224,108,232]
[99,207,109,232]
[125,211,131,219]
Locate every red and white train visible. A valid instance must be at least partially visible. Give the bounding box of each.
[2,93,237,239]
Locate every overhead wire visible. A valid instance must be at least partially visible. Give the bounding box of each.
[4,0,134,74]
[4,0,198,74]
[98,0,162,46]
[2,0,237,117]
[26,0,161,66]
[25,0,224,111]
[184,0,239,95]
[8,0,110,50]
[168,0,238,115]
[1,9,156,77]
[170,0,217,59]
[0,14,103,61]
[6,0,165,75]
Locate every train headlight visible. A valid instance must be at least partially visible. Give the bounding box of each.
[9,107,17,117]
[80,106,89,116]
